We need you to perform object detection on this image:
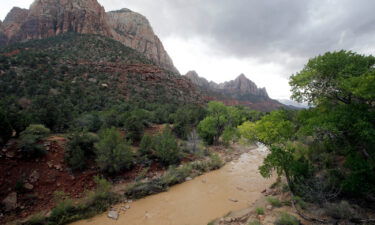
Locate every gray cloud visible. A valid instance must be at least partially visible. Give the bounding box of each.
[101,0,375,74]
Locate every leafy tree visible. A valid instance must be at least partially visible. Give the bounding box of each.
[290,50,375,195]
[95,128,133,174]
[197,101,229,145]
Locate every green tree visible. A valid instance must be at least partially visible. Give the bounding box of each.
[95,128,133,174]
[66,132,99,170]
[290,50,375,195]
[154,128,181,166]
[197,101,229,145]
[19,124,51,158]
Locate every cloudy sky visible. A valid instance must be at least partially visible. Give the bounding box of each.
[2,0,375,99]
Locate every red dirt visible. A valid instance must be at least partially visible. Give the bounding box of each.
[0,137,98,223]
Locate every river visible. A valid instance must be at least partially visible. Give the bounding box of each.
[72,145,273,225]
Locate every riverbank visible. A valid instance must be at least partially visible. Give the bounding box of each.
[68,144,273,225]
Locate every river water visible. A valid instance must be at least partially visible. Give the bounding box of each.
[72,145,273,225]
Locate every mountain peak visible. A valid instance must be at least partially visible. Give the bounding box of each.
[0,0,178,73]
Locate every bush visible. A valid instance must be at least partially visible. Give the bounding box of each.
[154,128,181,166]
[66,132,99,170]
[274,212,299,225]
[266,197,282,207]
[256,207,264,215]
[19,124,50,158]
[138,134,154,157]
[95,128,133,174]
[125,155,224,199]
[248,221,262,225]
[324,201,355,220]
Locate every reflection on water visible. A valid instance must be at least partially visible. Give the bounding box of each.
[72,145,273,225]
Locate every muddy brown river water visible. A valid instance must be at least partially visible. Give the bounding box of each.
[72,145,274,225]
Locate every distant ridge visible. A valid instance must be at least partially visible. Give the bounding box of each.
[185,71,285,111]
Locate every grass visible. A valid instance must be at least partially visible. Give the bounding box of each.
[274,212,299,225]
[22,176,121,225]
[255,207,264,215]
[266,196,282,207]
[125,154,224,199]
[248,220,262,225]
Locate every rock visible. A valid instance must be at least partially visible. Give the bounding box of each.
[29,170,40,183]
[224,217,233,223]
[258,215,265,221]
[266,205,273,210]
[24,183,34,190]
[185,71,284,111]
[2,192,17,211]
[125,204,130,209]
[107,9,178,73]
[185,177,192,181]
[0,1,178,73]
[229,198,238,203]
[5,151,15,158]
[107,210,119,220]
[88,78,97,83]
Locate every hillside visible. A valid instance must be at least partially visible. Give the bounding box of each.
[185,71,284,111]
[0,33,203,130]
[0,0,177,73]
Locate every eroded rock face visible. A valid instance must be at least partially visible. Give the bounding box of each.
[185,71,284,111]
[107,9,178,73]
[0,0,177,73]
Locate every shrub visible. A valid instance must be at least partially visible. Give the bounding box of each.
[256,207,264,215]
[274,212,299,225]
[125,155,224,199]
[266,197,282,207]
[95,128,133,174]
[66,132,99,170]
[248,221,262,225]
[139,134,154,157]
[19,124,50,158]
[154,128,181,166]
[324,201,355,220]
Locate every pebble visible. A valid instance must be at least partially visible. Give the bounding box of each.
[185,177,192,181]
[229,198,238,202]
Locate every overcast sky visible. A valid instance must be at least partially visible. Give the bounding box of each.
[2,0,375,99]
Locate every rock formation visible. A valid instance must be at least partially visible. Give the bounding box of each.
[0,0,177,73]
[107,9,178,73]
[185,71,284,111]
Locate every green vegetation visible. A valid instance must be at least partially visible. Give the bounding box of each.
[95,128,133,174]
[154,128,181,166]
[125,154,224,199]
[266,197,282,207]
[65,132,99,170]
[255,207,264,215]
[19,124,50,158]
[274,212,300,225]
[198,101,262,145]
[248,221,262,225]
[22,177,120,225]
[238,50,375,206]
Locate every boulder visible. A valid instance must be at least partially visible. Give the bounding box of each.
[2,192,17,211]
[107,210,119,220]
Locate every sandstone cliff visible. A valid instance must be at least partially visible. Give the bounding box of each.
[0,0,177,73]
[107,9,178,73]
